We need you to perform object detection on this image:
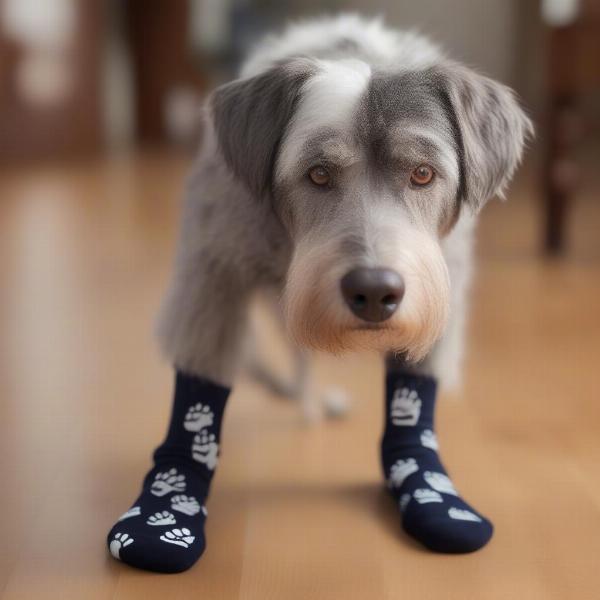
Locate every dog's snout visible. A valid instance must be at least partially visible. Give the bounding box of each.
[341,267,405,323]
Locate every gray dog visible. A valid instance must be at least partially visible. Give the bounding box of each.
[107,15,532,573]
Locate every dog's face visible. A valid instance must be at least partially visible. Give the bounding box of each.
[211,58,532,359]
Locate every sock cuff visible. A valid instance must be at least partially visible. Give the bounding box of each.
[154,370,232,466]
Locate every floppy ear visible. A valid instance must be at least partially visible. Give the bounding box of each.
[210,59,316,198]
[434,63,534,211]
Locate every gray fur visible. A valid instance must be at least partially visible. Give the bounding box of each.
[431,62,534,210]
[156,16,532,392]
[211,58,315,198]
[273,71,464,245]
[156,122,290,385]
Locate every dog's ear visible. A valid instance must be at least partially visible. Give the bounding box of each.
[210,59,316,198]
[433,63,534,211]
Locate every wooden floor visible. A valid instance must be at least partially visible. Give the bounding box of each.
[1,150,599,599]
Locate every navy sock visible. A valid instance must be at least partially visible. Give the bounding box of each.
[381,372,493,553]
[107,371,230,573]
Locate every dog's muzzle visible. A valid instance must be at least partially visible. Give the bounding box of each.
[341,267,405,323]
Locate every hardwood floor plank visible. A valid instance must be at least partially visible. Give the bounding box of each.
[1,152,599,598]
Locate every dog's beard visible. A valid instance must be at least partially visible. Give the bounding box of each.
[282,226,450,361]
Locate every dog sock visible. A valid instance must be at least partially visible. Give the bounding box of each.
[381,372,493,553]
[107,371,230,573]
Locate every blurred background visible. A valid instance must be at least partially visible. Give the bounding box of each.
[1,0,599,251]
[1,1,599,599]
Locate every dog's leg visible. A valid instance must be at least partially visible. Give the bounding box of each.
[106,179,254,572]
[282,346,351,422]
[243,295,307,401]
[263,295,325,421]
[244,291,350,422]
[291,347,321,422]
[380,215,493,553]
[286,335,351,422]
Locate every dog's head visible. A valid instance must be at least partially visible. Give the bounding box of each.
[210,57,532,359]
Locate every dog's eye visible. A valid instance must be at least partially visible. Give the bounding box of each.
[308,166,330,186]
[410,165,435,186]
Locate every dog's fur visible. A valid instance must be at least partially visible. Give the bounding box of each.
[156,14,532,392]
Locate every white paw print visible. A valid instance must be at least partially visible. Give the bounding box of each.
[171,494,202,516]
[183,403,214,432]
[192,430,219,470]
[399,493,411,513]
[420,429,439,451]
[413,488,443,504]
[146,511,177,526]
[388,458,419,488]
[118,506,141,521]
[160,527,195,548]
[109,532,133,560]
[150,468,187,497]
[423,471,458,496]
[448,507,482,522]
[390,387,422,426]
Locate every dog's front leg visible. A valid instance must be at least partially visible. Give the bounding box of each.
[379,215,494,554]
[106,193,253,572]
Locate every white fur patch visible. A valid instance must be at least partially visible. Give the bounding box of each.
[276,58,371,180]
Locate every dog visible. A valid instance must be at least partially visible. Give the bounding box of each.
[156,14,532,396]
[105,15,533,571]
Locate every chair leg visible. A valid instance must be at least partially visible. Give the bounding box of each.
[543,22,581,256]
[544,97,579,255]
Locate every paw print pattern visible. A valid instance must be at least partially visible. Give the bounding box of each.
[388,458,419,488]
[399,493,411,513]
[420,429,439,451]
[118,506,141,521]
[171,494,202,516]
[413,488,443,504]
[109,532,133,560]
[183,403,215,432]
[150,468,187,497]
[159,527,195,548]
[146,511,177,526]
[423,471,458,496]
[192,430,219,470]
[390,387,422,426]
[448,507,482,522]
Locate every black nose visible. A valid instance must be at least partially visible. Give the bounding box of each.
[341,267,405,323]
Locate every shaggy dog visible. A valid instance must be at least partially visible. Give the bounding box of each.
[107,15,532,572]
